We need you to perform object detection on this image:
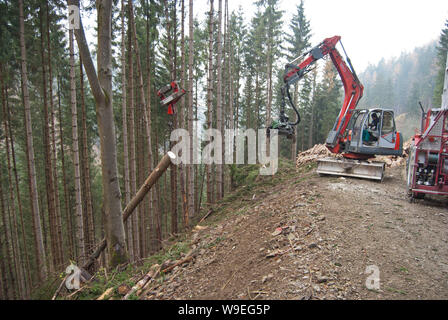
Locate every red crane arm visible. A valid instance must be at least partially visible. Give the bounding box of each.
[283,35,364,154]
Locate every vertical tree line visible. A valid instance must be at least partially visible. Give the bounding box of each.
[1,0,443,300]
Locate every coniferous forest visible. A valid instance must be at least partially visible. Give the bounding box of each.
[0,0,447,299]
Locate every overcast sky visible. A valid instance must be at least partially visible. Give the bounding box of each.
[194,0,448,72]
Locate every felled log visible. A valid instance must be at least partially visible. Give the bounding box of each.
[123,264,163,299]
[97,287,114,300]
[53,152,175,299]
[161,256,193,274]
[82,152,176,270]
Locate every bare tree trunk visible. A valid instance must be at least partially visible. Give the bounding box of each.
[1,67,31,297]
[19,0,47,282]
[121,0,132,260]
[178,0,188,229]
[0,232,8,298]
[1,70,25,298]
[69,29,85,264]
[80,58,96,266]
[127,10,138,261]
[129,0,155,253]
[216,0,223,201]
[136,108,145,258]
[70,0,128,267]
[292,85,299,159]
[222,0,228,196]
[57,75,74,260]
[0,178,17,299]
[206,0,214,206]
[188,0,195,221]
[40,7,59,272]
[146,0,158,256]
[163,0,178,238]
[308,69,317,149]
[46,0,64,269]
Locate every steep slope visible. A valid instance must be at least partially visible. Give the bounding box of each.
[64,156,448,300]
[144,163,448,300]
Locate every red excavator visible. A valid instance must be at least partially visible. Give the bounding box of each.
[268,35,403,181]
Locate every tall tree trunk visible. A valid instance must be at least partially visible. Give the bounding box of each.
[163,0,178,237]
[136,105,144,258]
[70,0,128,267]
[0,230,8,298]
[1,66,32,297]
[40,6,59,271]
[46,0,64,268]
[145,0,158,255]
[129,0,155,253]
[80,58,96,266]
[178,0,188,229]
[57,75,74,260]
[188,0,195,221]
[308,68,318,149]
[1,68,25,298]
[121,0,132,260]
[0,175,17,299]
[69,28,85,264]
[206,0,214,206]
[127,8,138,261]
[216,0,223,201]
[19,0,47,282]
[292,84,299,159]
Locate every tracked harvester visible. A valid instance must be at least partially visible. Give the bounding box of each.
[268,36,403,181]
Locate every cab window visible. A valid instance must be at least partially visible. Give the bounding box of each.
[381,111,394,135]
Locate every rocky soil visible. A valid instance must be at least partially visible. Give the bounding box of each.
[140,163,448,300]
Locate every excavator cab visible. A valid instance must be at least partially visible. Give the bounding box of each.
[345,108,402,156]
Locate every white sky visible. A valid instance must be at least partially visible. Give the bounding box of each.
[194,0,448,71]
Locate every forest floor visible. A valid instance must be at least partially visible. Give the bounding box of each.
[136,160,448,300]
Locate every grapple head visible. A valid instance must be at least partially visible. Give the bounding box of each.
[157,81,186,114]
[267,112,295,140]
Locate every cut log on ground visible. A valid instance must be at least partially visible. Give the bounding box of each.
[82,152,176,270]
[123,267,158,300]
[161,256,193,274]
[198,209,213,224]
[97,287,114,300]
[54,152,176,298]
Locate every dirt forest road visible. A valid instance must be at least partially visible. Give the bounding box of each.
[150,165,448,300]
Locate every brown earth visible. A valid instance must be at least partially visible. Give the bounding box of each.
[142,163,448,300]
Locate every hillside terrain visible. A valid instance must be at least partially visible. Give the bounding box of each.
[64,155,448,300]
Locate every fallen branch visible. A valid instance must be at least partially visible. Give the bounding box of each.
[138,265,163,297]
[198,209,214,224]
[123,268,157,300]
[221,270,237,291]
[265,248,292,258]
[161,256,193,274]
[97,287,114,300]
[51,275,68,300]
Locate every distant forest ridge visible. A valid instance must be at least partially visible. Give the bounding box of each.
[358,40,438,116]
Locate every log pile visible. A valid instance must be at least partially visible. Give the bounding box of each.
[296,144,340,168]
[296,139,413,169]
[375,138,412,168]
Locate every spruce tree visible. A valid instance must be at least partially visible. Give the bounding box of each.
[433,19,448,108]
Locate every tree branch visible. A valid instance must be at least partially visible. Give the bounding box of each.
[67,0,104,104]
